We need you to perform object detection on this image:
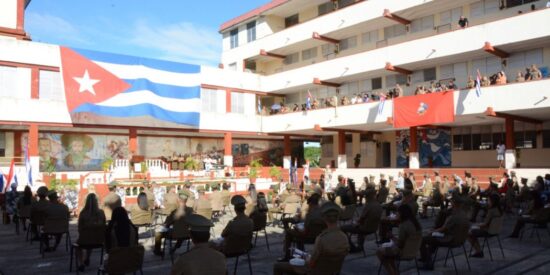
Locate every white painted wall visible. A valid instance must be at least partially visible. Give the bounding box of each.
[261,9,550,92]
[0,0,17,30]
[221,0,433,66]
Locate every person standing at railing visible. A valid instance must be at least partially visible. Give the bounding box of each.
[458,16,468,28]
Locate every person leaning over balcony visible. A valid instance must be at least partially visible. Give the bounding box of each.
[495,71,507,85]
[481,76,491,86]
[467,76,475,88]
[458,16,468,28]
[516,71,525,82]
[529,64,542,80]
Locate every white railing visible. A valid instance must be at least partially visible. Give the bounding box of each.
[145,159,170,178]
[111,159,130,179]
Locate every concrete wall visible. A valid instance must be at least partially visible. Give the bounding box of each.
[0,0,17,30]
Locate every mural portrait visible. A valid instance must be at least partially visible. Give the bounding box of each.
[396,130,410,168]
[396,129,452,168]
[26,133,129,172]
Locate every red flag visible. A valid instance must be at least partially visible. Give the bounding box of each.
[60,47,130,112]
[393,91,454,128]
[4,159,15,192]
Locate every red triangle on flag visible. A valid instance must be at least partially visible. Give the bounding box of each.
[60,47,131,112]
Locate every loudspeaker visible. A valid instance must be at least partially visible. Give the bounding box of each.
[241,144,249,155]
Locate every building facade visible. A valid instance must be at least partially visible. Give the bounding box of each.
[1,0,550,185]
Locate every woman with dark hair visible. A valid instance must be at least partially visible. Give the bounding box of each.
[105,207,138,252]
[130,192,151,226]
[17,186,35,230]
[377,204,422,275]
[76,193,106,271]
[468,193,502,257]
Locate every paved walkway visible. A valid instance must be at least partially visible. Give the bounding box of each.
[0,207,549,275]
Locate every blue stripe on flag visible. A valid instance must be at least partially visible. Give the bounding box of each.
[73,48,200,74]
[74,103,200,126]
[122,79,201,99]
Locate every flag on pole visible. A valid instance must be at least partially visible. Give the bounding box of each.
[378,93,387,115]
[25,143,33,186]
[0,170,4,193]
[306,90,312,110]
[475,69,482,97]
[4,159,15,192]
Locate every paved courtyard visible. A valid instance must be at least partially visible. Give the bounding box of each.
[1,206,549,275]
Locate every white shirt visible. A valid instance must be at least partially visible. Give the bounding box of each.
[547,1,550,8]
[496,144,506,155]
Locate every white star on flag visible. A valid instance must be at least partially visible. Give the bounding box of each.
[73,70,100,95]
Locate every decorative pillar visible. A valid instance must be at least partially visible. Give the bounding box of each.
[129,128,137,155]
[224,132,233,167]
[409,127,420,169]
[505,118,516,169]
[226,89,232,113]
[28,123,39,185]
[283,135,291,169]
[337,131,347,168]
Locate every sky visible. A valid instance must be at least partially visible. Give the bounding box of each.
[25,0,268,67]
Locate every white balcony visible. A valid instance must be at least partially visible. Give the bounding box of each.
[260,8,550,93]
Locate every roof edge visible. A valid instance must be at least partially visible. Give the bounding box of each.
[219,0,291,32]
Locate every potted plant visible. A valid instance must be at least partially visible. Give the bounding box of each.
[42,158,56,188]
[269,165,281,181]
[183,156,200,171]
[101,157,114,172]
[249,158,263,184]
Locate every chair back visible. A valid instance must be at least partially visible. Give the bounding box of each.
[251,211,267,231]
[487,216,503,235]
[399,233,422,260]
[283,203,299,215]
[310,251,347,275]
[224,232,253,256]
[339,204,356,221]
[104,245,145,274]
[43,217,69,234]
[78,223,106,246]
[196,207,213,220]
[304,219,327,241]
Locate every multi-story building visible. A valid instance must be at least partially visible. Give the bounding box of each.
[0,0,549,185]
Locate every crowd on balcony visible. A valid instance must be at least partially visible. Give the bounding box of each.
[160,151,223,170]
[263,64,545,116]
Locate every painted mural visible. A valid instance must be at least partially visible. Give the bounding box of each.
[25,133,289,171]
[22,133,129,172]
[396,129,452,168]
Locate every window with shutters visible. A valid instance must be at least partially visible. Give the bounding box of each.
[283,52,299,65]
[318,2,334,15]
[0,65,30,99]
[384,24,407,39]
[231,92,245,114]
[321,43,337,57]
[339,36,357,51]
[285,14,299,28]
[371,78,382,90]
[246,21,256,42]
[39,70,63,100]
[423,68,436,81]
[439,64,454,80]
[230,29,239,49]
[201,88,223,113]
[471,0,499,18]
[386,74,407,87]
[361,30,379,44]
[411,15,434,33]
[302,47,318,60]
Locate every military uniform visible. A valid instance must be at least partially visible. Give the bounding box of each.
[154,206,193,255]
[170,214,226,275]
[193,195,212,219]
[143,187,156,210]
[221,212,254,255]
[377,186,389,204]
[341,197,382,250]
[209,190,224,213]
[163,192,180,215]
[102,191,122,221]
[130,204,152,225]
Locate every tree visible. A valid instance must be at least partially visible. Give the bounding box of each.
[304,147,321,167]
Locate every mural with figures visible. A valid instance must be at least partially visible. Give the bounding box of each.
[25,133,290,171]
[22,133,129,172]
[396,129,452,168]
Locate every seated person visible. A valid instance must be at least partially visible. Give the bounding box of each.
[105,207,138,254]
[269,188,301,224]
[468,193,502,258]
[193,187,212,219]
[162,186,180,215]
[273,202,349,275]
[419,196,470,270]
[42,191,70,252]
[102,183,122,221]
[30,186,49,240]
[75,194,106,272]
[509,191,549,238]
[130,193,152,226]
[214,195,254,255]
[277,194,324,262]
[379,189,418,243]
[341,188,382,253]
[17,186,35,231]
[154,193,193,256]
[171,214,226,275]
[421,181,443,219]
[377,205,422,275]
[209,184,224,217]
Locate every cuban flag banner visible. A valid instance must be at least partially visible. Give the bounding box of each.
[59,47,201,126]
[475,69,482,97]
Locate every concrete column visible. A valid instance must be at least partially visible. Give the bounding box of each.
[283,135,291,169]
[129,128,137,155]
[505,118,516,168]
[409,126,419,169]
[224,132,233,167]
[337,131,347,168]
